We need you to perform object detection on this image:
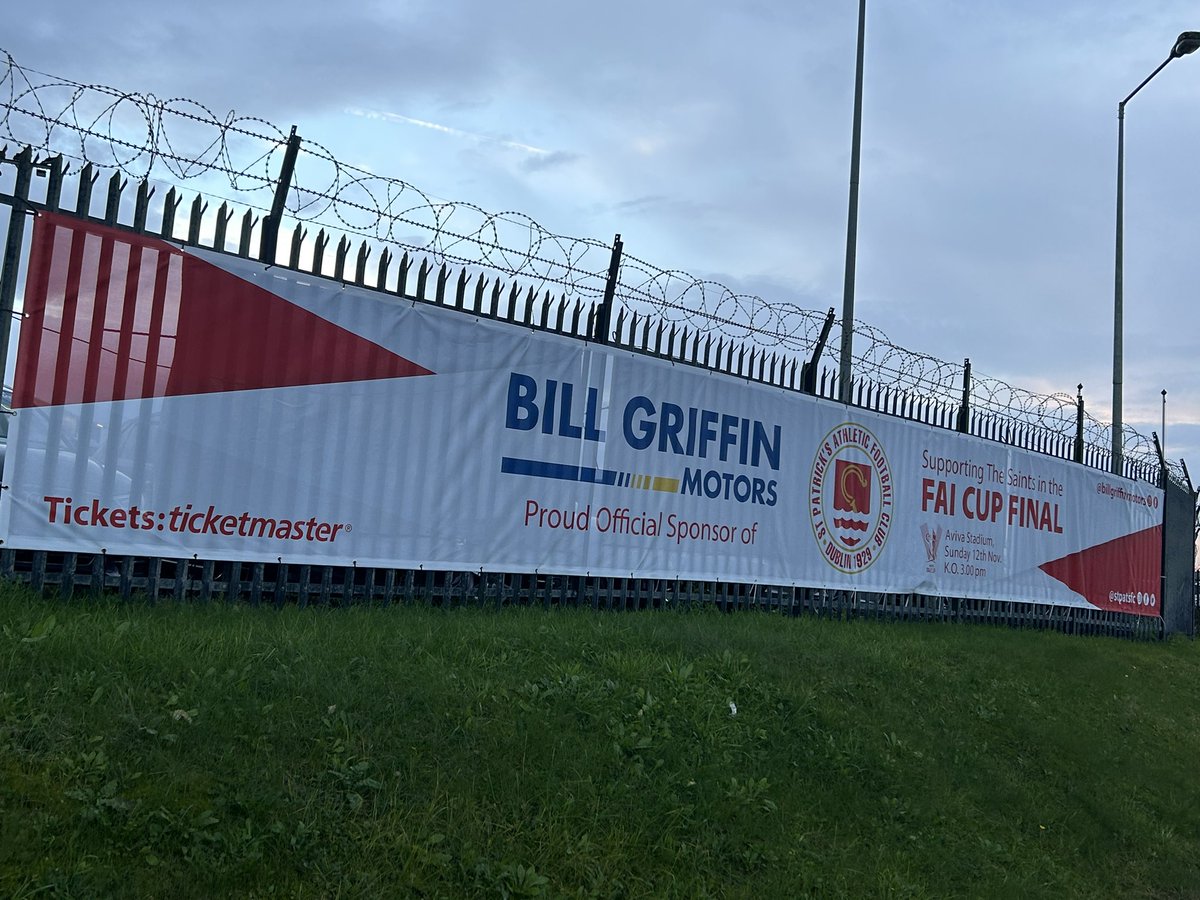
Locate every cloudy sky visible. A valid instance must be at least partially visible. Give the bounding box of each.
[5,1,1198,469]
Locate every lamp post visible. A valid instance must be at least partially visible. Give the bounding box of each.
[838,0,867,403]
[1111,31,1199,476]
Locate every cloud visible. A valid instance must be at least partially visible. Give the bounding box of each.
[520,150,579,173]
[345,106,552,156]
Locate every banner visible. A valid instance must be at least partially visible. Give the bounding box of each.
[0,212,1164,615]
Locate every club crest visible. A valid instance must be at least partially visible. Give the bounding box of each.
[809,423,893,573]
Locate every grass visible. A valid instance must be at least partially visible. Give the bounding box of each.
[3,583,1200,898]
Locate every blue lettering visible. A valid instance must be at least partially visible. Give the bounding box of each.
[719,414,739,463]
[541,379,558,435]
[680,467,703,496]
[679,467,779,506]
[506,373,538,431]
[624,396,656,450]
[623,400,780,470]
[558,382,582,438]
[658,402,686,454]
[752,422,781,470]
[506,373,606,443]
[698,410,719,458]
[584,387,602,441]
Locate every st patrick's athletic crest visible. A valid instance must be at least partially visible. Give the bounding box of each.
[809,423,893,574]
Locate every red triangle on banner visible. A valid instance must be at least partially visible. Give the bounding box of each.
[1038,525,1162,615]
[13,212,433,408]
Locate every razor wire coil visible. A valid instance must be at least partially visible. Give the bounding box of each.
[0,48,1176,480]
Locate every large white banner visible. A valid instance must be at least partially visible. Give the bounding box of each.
[0,212,1164,615]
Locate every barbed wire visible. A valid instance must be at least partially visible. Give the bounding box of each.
[0,48,1172,476]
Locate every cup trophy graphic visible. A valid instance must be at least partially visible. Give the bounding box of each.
[921,523,942,573]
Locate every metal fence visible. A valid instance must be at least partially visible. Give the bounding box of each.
[0,146,1166,483]
[0,48,1178,478]
[0,548,1165,640]
[0,144,1188,640]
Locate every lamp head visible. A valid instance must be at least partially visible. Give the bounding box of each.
[1172,31,1200,57]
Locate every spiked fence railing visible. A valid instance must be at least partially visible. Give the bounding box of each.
[0,48,1177,487]
[0,144,1168,489]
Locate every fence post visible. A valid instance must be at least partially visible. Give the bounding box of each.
[0,146,35,393]
[592,233,623,343]
[801,307,836,394]
[44,155,66,211]
[955,358,971,433]
[1074,384,1085,463]
[259,125,302,264]
[103,170,126,226]
[1152,430,1171,635]
[1152,432,1166,490]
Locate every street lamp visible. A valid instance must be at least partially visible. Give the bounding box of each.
[1111,31,1199,476]
[838,0,867,403]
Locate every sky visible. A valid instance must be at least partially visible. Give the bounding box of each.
[3,1,1198,472]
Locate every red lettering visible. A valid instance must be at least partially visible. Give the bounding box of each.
[89,500,110,527]
[44,496,65,523]
[40,495,348,542]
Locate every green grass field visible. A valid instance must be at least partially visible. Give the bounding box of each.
[2,583,1199,898]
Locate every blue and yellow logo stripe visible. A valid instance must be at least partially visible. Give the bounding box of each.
[501,456,679,493]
